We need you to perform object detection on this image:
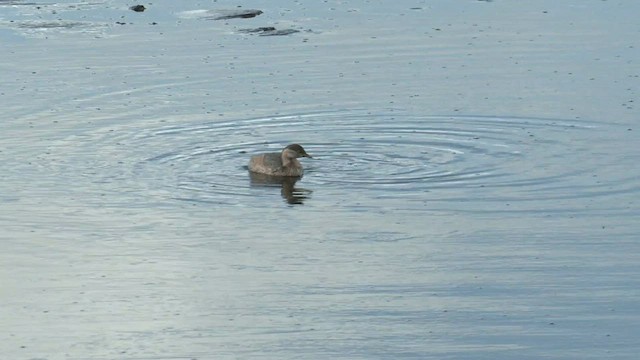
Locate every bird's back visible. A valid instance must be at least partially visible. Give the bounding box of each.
[249,152,303,176]
[249,152,283,175]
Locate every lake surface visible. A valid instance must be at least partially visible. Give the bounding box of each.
[1,0,639,359]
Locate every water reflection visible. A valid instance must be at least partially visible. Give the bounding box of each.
[249,172,312,205]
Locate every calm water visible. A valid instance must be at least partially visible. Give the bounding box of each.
[1,0,639,359]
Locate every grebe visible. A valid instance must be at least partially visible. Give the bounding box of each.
[248,144,312,177]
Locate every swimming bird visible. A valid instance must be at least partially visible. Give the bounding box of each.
[248,144,312,177]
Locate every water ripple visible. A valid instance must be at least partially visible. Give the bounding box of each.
[40,110,636,213]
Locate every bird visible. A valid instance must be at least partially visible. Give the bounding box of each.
[248,144,312,177]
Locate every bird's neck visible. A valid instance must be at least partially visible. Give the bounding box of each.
[281,149,298,167]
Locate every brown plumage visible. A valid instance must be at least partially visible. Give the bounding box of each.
[248,144,312,177]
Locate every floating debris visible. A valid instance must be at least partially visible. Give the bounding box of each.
[239,27,300,36]
[210,9,263,20]
[239,26,276,33]
[1,18,108,38]
[16,21,90,29]
[177,9,263,21]
[261,29,299,36]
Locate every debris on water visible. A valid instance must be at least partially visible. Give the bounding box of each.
[261,29,300,36]
[238,27,300,36]
[239,26,276,33]
[211,9,263,20]
[130,5,146,12]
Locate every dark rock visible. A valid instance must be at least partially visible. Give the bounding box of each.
[130,5,146,12]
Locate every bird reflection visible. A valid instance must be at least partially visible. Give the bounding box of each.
[249,171,312,205]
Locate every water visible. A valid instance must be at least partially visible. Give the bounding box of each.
[1,0,639,359]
